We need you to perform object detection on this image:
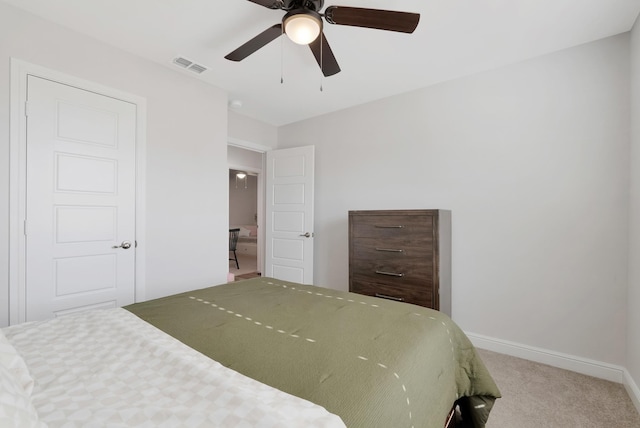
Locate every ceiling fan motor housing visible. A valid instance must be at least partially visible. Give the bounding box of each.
[280,0,324,11]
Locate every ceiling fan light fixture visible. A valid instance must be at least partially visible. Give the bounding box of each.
[283,9,322,45]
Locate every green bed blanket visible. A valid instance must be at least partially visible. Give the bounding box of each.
[125,277,500,428]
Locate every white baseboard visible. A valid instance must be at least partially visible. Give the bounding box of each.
[465,332,626,383]
[624,368,640,415]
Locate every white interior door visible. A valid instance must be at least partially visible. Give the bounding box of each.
[25,75,137,322]
[264,146,315,284]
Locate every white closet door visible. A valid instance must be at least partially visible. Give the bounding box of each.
[25,75,137,321]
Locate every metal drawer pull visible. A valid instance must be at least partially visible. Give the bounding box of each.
[375,248,404,253]
[375,270,404,277]
[374,225,405,229]
[375,293,405,302]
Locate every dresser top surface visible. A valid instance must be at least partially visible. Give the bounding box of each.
[349,209,449,216]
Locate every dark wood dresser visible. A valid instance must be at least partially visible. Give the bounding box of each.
[348,209,451,315]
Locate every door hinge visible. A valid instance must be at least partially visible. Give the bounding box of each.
[23,220,27,236]
[24,101,30,117]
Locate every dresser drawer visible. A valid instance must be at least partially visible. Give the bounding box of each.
[350,215,434,239]
[351,280,434,308]
[351,260,433,288]
[351,237,433,260]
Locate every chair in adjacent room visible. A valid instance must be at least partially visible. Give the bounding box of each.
[229,228,240,269]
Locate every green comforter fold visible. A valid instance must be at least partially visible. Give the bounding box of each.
[125,277,500,428]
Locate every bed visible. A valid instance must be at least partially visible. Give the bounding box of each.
[1,277,500,427]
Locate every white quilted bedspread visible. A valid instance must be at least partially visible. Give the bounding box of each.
[3,308,346,428]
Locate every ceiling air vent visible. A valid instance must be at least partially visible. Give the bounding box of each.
[188,63,207,74]
[172,57,208,74]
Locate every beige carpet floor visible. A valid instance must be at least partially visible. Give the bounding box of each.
[477,349,640,427]
[229,252,258,276]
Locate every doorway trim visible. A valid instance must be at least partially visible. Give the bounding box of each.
[228,137,272,153]
[9,58,147,325]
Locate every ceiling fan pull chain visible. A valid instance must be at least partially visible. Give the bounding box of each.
[280,25,285,84]
[319,31,323,92]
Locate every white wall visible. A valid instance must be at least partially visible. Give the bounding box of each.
[229,171,258,226]
[278,34,631,367]
[228,145,264,170]
[228,110,278,148]
[227,147,262,228]
[628,16,640,399]
[0,3,230,325]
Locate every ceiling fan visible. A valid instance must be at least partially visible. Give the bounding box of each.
[225,0,420,76]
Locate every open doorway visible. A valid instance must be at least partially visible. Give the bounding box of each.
[229,169,259,277]
[228,145,264,280]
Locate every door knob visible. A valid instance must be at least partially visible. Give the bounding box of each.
[112,241,132,249]
[299,232,311,238]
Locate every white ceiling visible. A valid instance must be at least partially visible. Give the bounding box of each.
[4,0,640,126]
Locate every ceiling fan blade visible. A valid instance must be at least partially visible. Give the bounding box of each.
[225,24,283,62]
[324,6,420,33]
[309,32,341,77]
[246,0,282,9]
